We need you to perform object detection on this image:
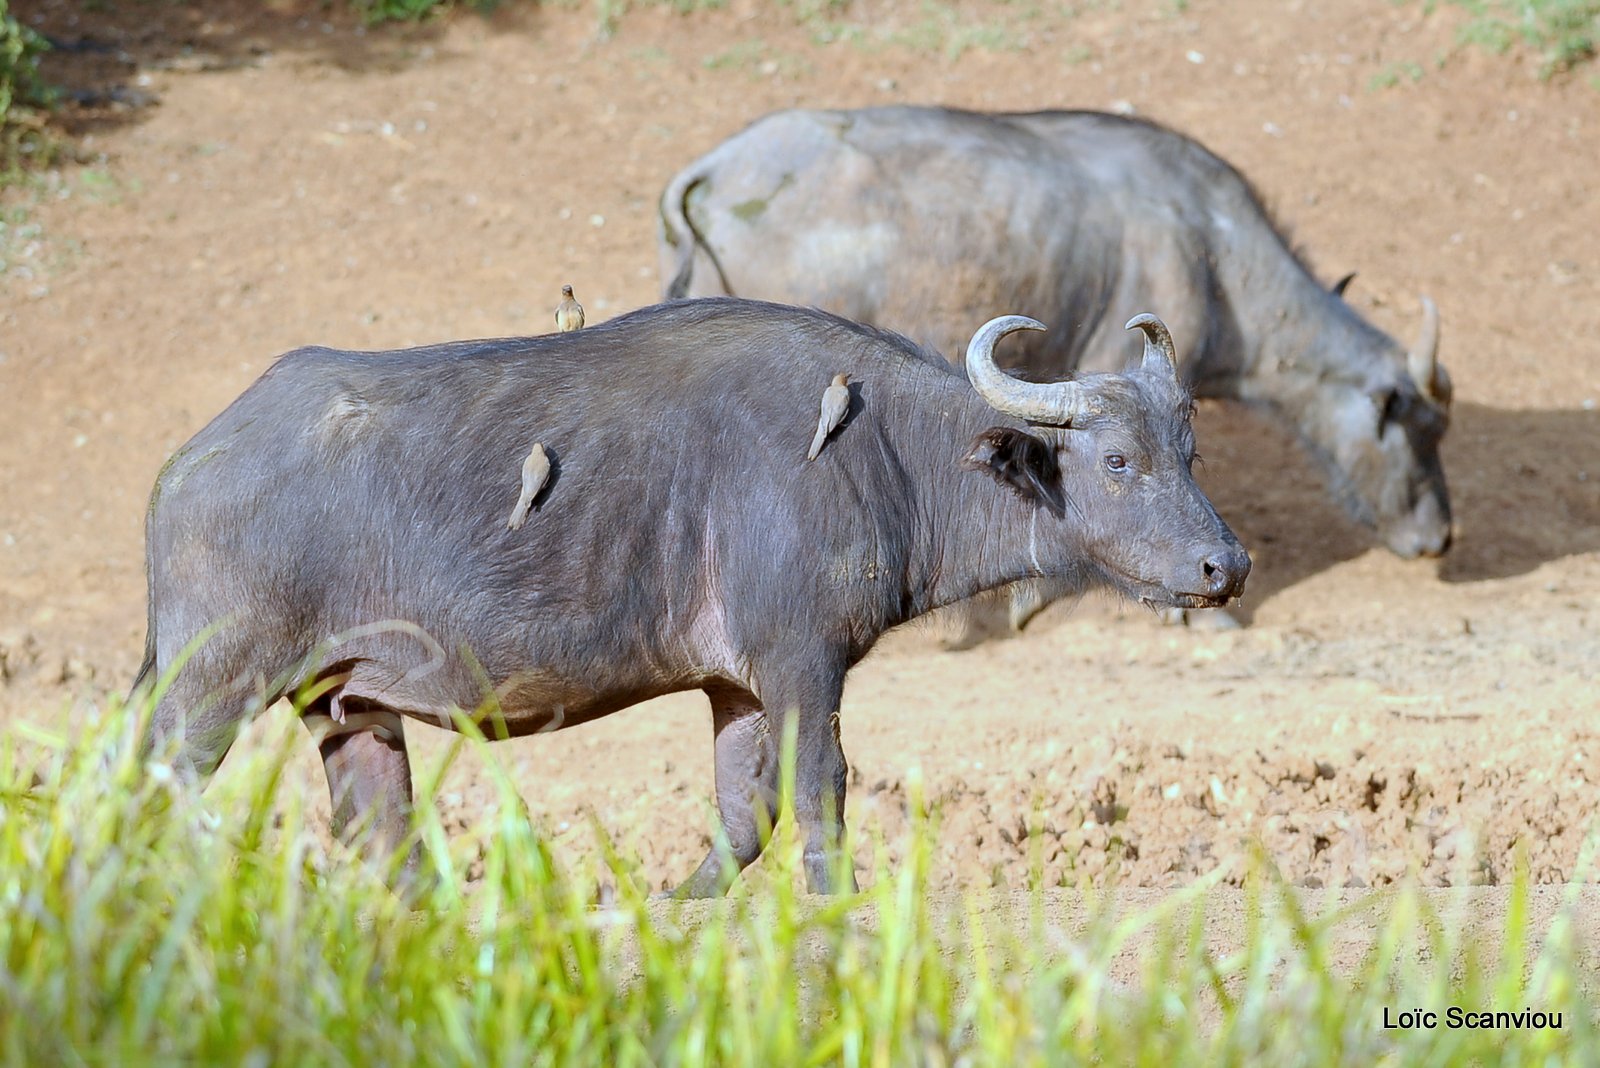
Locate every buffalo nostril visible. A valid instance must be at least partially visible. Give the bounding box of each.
[1203,549,1251,597]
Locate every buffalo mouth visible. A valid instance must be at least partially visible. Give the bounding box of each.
[1097,563,1232,611]
[1143,591,1232,610]
[1378,521,1454,560]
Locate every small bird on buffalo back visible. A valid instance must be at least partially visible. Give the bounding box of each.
[555,285,584,332]
[507,443,551,530]
[807,373,852,461]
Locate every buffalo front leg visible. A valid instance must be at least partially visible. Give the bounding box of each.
[673,687,780,898]
[302,702,424,894]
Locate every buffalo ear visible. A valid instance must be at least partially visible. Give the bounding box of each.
[1331,272,1357,298]
[1368,385,1403,433]
[962,427,1065,516]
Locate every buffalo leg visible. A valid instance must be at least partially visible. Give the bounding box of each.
[1007,579,1053,633]
[140,691,244,782]
[789,702,857,895]
[303,702,423,894]
[673,688,779,898]
[137,635,269,781]
[936,588,1012,650]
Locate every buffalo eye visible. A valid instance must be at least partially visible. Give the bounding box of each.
[1104,453,1127,473]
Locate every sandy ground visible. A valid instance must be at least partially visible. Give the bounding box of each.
[2,0,1597,934]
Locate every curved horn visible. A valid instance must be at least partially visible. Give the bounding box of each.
[1331,271,1356,298]
[1124,313,1179,377]
[1407,295,1440,397]
[965,315,1086,425]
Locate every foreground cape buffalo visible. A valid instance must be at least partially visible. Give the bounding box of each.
[659,106,1452,628]
[135,298,1247,896]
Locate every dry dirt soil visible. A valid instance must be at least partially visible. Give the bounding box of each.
[2,0,1597,911]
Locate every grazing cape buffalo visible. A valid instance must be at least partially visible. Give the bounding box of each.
[659,106,1452,629]
[135,298,1247,896]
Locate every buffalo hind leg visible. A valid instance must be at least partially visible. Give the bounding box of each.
[302,699,424,896]
[791,702,857,895]
[673,687,780,898]
[751,666,857,895]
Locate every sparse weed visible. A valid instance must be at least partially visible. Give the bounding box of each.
[780,0,851,18]
[1369,59,1427,87]
[593,0,727,39]
[703,37,768,70]
[786,0,1037,59]
[630,43,672,64]
[0,164,125,289]
[0,196,41,277]
[74,166,120,203]
[338,0,1051,61]
[893,6,1027,61]
[353,0,501,24]
[702,38,814,78]
[1428,0,1600,76]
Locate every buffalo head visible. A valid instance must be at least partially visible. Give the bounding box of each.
[961,314,1251,609]
[1314,293,1453,558]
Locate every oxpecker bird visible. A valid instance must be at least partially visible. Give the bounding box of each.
[555,285,584,332]
[507,443,551,530]
[807,373,851,461]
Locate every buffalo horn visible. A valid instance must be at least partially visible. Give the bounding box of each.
[1125,313,1180,378]
[1408,295,1441,399]
[964,315,1087,426]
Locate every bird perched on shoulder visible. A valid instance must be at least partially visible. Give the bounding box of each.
[507,443,551,530]
[807,373,851,461]
[555,285,584,332]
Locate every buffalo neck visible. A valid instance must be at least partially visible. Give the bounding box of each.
[877,371,1064,625]
[1220,256,1400,407]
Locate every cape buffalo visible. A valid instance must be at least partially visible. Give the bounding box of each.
[659,106,1451,630]
[135,299,1247,896]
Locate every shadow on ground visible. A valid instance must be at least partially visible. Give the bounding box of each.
[20,0,549,141]
[1188,402,1371,625]
[1195,400,1600,621]
[1434,402,1600,583]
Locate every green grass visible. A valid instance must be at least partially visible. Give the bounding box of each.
[0,0,48,116]
[0,0,54,180]
[1430,0,1600,76]
[2,694,1597,1064]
